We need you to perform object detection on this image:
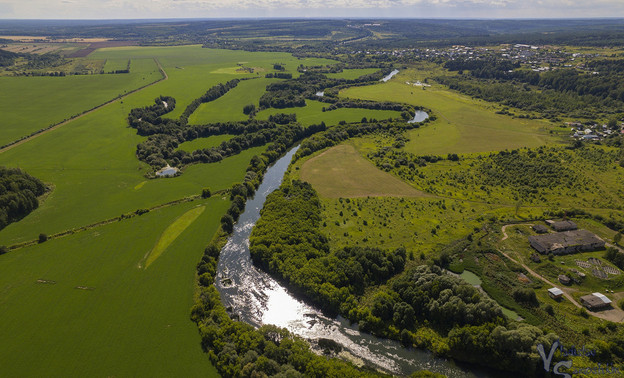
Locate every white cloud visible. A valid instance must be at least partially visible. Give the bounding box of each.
[0,0,623,18]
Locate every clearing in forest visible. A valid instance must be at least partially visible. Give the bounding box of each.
[300,144,427,198]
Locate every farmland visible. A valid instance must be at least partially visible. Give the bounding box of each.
[0,58,161,146]
[3,17,624,377]
[0,44,341,376]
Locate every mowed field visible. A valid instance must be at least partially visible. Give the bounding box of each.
[0,58,161,146]
[341,68,563,155]
[256,99,401,126]
[299,144,427,198]
[0,45,339,376]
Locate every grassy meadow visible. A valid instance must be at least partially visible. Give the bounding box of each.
[0,58,161,146]
[188,78,275,124]
[176,134,235,152]
[0,44,343,376]
[299,143,427,198]
[341,67,565,155]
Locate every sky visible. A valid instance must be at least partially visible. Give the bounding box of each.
[0,0,623,19]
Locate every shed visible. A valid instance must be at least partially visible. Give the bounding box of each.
[580,293,612,310]
[548,287,564,300]
[552,221,578,232]
[532,225,549,234]
[558,274,571,285]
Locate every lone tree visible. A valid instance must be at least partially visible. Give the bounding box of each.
[38,233,48,244]
[0,245,9,255]
[201,187,212,199]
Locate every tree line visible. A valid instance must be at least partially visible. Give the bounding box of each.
[0,167,46,232]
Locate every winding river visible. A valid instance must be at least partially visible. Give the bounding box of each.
[216,146,491,377]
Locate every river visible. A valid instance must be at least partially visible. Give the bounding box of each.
[216,146,491,377]
[381,69,399,82]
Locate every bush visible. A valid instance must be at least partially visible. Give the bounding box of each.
[38,233,48,243]
[201,187,211,199]
[0,245,8,255]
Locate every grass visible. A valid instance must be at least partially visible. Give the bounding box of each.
[103,58,129,72]
[188,78,275,124]
[299,143,427,198]
[176,134,234,152]
[256,99,401,126]
[0,58,161,146]
[340,67,564,155]
[325,68,379,80]
[89,46,338,120]
[0,197,225,377]
[143,205,206,268]
[0,45,336,376]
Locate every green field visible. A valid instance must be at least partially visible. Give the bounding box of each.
[0,45,337,376]
[256,99,401,126]
[176,134,234,152]
[0,58,161,146]
[325,68,379,80]
[188,78,275,124]
[0,198,224,377]
[299,143,427,198]
[341,68,564,155]
[103,58,130,72]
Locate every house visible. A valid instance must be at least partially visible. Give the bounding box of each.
[548,287,564,300]
[551,220,577,231]
[580,293,612,311]
[532,224,549,234]
[558,275,571,285]
[528,229,605,255]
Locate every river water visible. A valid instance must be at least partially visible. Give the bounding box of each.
[381,69,400,82]
[216,146,491,377]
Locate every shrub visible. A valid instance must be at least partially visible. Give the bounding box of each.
[38,233,48,243]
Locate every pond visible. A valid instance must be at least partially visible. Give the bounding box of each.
[408,110,429,124]
[460,270,521,321]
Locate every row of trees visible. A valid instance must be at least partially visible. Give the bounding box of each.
[0,167,46,231]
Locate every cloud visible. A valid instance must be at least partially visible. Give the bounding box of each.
[0,0,622,19]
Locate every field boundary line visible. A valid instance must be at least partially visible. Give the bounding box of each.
[6,188,226,252]
[0,58,168,154]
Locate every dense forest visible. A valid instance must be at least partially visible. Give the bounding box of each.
[0,167,46,232]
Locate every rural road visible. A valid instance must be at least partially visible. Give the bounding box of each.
[499,224,624,323]
[0,58,168,154]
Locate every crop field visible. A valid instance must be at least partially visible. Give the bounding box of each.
[0,197,225,377]
[188,78,275,124]
[176,134,234,152]
[0,44,337,376]
[299,143,427,198]
[103,58,130,72]
[256,99,401,126]
[89,45,338,120]
[0,58,161,146]
[340,68,564,155]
